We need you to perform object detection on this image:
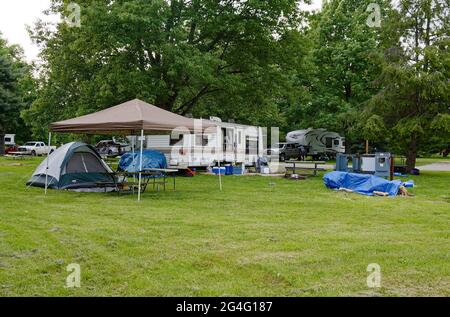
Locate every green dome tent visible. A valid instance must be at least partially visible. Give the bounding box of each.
[27,142,114,191]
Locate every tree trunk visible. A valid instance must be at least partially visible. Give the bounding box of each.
[345,138,352,154]
[405,137,418,173]
[0,133,5,156]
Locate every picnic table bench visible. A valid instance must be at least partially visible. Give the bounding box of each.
[285,160,326,177]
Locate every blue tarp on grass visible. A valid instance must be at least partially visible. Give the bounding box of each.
[119,150,167,173]
[323,171,402,196]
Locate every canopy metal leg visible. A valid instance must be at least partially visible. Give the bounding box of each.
[131,136,136,190]
[138,129,144,202]
[217,128,222,191]
[45,132,52,195]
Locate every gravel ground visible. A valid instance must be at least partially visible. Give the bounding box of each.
[417,162,450,171]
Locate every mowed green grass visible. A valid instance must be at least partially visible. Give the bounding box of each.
[0,157,448,297]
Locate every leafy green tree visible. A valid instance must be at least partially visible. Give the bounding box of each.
[367,0,449,171]
[0,33,33,155]
[25,0,307,137]
[285,0,396,151]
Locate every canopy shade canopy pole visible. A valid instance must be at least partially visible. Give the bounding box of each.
[217,128,222,191]
[131,136,136,184]
[45,132,52,195]
[137,129,144,202]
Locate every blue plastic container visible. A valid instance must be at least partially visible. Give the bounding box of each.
[403,180,415,188]
[232,166,243,175]
[225,165,233,175]
[212,167,226,175]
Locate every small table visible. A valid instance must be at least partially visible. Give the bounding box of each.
[142,168,179,191]
[103,169,179,194]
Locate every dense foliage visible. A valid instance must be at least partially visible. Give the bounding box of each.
[0,33,33,154]
[1,0,448,166]
[24,0,307,138]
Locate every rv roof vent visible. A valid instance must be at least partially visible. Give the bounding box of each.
[228,119,235,123]
[210,116,222,122]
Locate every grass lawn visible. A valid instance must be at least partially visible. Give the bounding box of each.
[0,157,449,297]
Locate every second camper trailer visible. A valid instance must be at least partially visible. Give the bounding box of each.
[286,128,345,159]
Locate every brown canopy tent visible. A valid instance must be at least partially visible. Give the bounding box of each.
[46,99,220,200]
[50,99,215,134]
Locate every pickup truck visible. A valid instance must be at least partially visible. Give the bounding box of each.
[17,141,56,156]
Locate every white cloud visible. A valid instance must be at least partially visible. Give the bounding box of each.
[0,0,323,62]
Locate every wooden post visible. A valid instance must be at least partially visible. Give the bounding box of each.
[390,154,395,181]
[365,140,369,154]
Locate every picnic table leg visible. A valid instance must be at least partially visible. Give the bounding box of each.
[144,177,151,193]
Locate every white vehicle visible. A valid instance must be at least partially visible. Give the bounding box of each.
[286,128,345,159]
[18,141,57,156]
[4,134,15,146]
[132,117,265,168]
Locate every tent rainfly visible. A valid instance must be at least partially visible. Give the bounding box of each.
[47,99,219,200]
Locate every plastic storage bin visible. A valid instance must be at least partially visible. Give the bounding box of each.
[212,167,226,175]
[225,165,233,175]
[232,166,243,175]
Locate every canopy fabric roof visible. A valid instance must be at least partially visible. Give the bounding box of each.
[50,99,216,134]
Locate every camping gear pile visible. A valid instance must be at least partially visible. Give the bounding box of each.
[27,142,115,192]
[323,171,413,197]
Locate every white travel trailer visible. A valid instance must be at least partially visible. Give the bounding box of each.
[136,117,265,168]
[4,134,15,146]
[286,128,345,159]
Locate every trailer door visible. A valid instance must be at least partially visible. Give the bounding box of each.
[235,128,245,162]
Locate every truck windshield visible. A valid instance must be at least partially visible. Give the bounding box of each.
[277,143,285,149]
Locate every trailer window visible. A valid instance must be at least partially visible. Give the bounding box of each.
[195,134,208,146]
[170,134,183,146]
[5,137,11,143]
[326,137,332,148]
[334,139,340,146]
[246,137,258,155]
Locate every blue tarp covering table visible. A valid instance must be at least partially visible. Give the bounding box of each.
[119,150,167,176]
[323,171,402,196]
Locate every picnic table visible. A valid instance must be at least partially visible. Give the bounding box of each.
[96,168,179,194]
[285,160,326,177]
[5,152,29,160]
